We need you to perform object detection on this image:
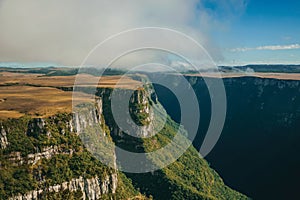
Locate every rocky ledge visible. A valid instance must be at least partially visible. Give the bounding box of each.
[10,174,118,200]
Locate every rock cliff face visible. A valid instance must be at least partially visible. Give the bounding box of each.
[0,125,8,149]
[9,175,117,200]
[132,89,154,138]
[152,74,300,199]
[101,88,155,139]
[1,82,246,200]
[7,145,74,165]
[73,97,103,134]
[3,93,120,200]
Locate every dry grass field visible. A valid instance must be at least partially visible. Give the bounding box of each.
[0,72,142,88]
[1,70,299,119]
[0,72,142,119]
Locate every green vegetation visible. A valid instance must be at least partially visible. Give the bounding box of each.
[0,113,146,199]
[129,103,147,126]
[0,165,37,198]
[39,190,83,200]
[0,81,247,199]
[100,88,248,200]
[129,115,248,200]
[115,173,152,200]
[2,114,82,157]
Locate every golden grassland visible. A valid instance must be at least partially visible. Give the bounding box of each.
[0,85,93,119]
[1,71,299,119]
[0,72,142,119]
[0,72,142,88]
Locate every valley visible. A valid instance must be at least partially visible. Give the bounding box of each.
[0,68,248,200]
[151,73,300,200]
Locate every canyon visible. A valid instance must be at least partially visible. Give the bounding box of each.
[0,70,247,199]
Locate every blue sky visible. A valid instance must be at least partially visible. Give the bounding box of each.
[213,0,300,65]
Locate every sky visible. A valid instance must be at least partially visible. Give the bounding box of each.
[0,0,299,67]
[219,0,300,65]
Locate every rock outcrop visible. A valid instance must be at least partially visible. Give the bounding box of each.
[7,145,75,165]
[0,125,8,149]
[2,93,120,200]
[10,174,118,200]
[73,98,102,134]
[108,89,155,138]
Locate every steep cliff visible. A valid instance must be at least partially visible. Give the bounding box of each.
[0,82,247,200]
[0,125,8,149]
[0,105,146,199]
[151,74,300,199]
[10,175,117,200]
[97,85,248,200]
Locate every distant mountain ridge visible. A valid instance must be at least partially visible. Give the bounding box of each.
[218,64,300,73]
[1,64,300,75]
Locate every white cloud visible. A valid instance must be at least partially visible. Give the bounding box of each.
[0,0,247,67]
[231,44,300,52]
